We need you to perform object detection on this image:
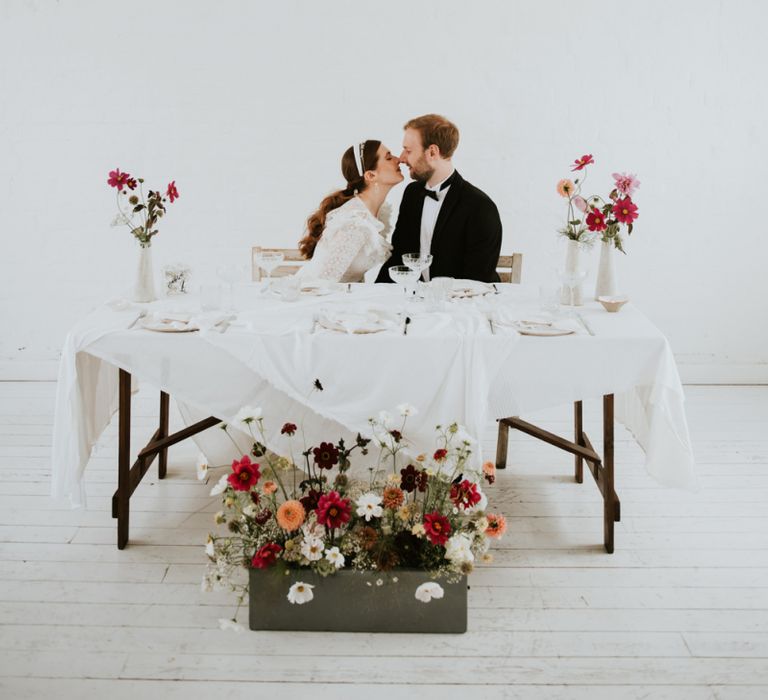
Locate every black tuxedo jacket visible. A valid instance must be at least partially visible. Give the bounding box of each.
[375,171,502,283]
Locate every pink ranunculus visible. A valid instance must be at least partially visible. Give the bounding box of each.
[166,181,179,203]
[107,169,130,191]
[573,196,588,213]
[586,207,607,232]
[612,172,640,196]
[612,197,639,224]
[571,154,594,171]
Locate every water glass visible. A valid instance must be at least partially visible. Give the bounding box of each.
[200,284,222,311]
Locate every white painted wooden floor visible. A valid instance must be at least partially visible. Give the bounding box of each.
[0,381,767,700]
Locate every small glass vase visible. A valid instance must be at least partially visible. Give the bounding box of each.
[560,239,584,306]
[595,239,618,300]
[133,243,156,303]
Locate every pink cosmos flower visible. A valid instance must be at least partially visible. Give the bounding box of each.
[612,197,639,224]
[573,196,588,213]
[571,154,594,171]
[586,207,607,232]
[107,169,131,191]
[166,181,179,203]
[612,172,640,196]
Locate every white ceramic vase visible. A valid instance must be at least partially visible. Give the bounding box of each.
[133,244,156,303]
[595,240,617,300]
[560,239,583,306]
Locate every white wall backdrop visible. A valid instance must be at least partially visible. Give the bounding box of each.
[1,0,766,381]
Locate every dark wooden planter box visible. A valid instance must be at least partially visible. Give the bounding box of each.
[249,568,468,633]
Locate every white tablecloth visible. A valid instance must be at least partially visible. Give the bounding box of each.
[51,284,697,506]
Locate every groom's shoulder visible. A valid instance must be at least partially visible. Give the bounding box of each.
[457,174,498,210]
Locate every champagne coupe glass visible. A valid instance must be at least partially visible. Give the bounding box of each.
[255,251,284,291]
[402,253,433,290]
[388,265,419,310]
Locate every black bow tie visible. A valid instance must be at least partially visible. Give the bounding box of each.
[422,172,456,201]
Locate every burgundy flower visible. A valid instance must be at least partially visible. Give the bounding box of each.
[586,207,607,232]
[450,479,482,510]
[166,181,179,203]
[613,197,638,224]
[281,422,297,436]
[433,448,448,462]
[253,508,272,525]
[400,464,427,493]
[313,442,339,470]
[299,489,321,513]
[251,542,282,569]
[423,511,451,546]
[316,490,352,529]
[389,429,402,442]
[227,455,261,491]
[125,177,138,191]
[107,168,130,191]
[571,154,594,171]
[250,491,261,506]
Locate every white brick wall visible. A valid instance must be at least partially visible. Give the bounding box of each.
[1,0,766,382]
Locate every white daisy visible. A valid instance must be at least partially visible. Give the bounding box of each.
[233,405,263,425]
[415,581,445,603]
[300,536,324,561]
[196,453,209,481]
[444,533,474,565]
[324,546,345,569]
[396,403,418,417]
[356,492,383,521]
[287,581,315,605]
[209,474,229,496]
[218,618,245,632]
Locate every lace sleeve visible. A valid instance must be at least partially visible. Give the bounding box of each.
[313,218,370,281]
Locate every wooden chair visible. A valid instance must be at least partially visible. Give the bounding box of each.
[497,253,523,283]
[251,247,305,282]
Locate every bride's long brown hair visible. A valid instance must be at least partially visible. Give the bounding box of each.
[299,140,381,259]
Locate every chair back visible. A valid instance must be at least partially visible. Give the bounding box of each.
[497,253,523,283]
[251,247,305,281]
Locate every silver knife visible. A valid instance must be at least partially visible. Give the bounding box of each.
[575,312,595,336]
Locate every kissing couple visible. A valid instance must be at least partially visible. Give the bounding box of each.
[297,113,502,285]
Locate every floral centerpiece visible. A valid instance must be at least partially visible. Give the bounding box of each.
[202,384,505,632]
[556,154,641,301]
[107,168,179,302]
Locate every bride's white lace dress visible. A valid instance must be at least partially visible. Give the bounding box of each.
[298,197,393,283]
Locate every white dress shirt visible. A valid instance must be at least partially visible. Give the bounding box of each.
[419,171,454,281]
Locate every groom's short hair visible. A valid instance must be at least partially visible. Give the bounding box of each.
[404,114,459,159]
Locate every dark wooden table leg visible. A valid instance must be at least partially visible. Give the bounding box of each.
[117,369,132,550]
[495,419,509,470]
[574,400,584,483]
[603,393,615,553]
[158,391,170,479]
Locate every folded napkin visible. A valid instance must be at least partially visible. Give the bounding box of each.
[450,279,495,298]
[141,310,233,333]
[489,309,583,336]
[315,307,400,334]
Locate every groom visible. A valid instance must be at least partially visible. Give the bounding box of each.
[376,114,502,283]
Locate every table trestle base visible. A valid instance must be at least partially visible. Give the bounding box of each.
[495,395,620,553]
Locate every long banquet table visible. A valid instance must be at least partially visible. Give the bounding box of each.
[51,282,697,552]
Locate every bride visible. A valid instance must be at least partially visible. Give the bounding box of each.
[297,140,403,282]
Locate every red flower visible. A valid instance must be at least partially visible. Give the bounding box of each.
[433,448,448,462]
[389,429,402,442]
[125,177,138,191]
[571,154,594,171]
[251,542,282,569]
[300,489,321,513]
[253,508,272,525]
[613,197,638,224]
[107,168,131,191]
[316,490,352,529]
[423,511,451,546]
[450,479,482,510]
[313,442,339,470]
[400,464,427,493]
[281,422,297,436]
[166,181,179,203]
[586,207,607,232]
[227,455,260,491]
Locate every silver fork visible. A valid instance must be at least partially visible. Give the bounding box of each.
[126,310,148,330]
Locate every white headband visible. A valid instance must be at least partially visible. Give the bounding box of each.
[352,141,366,178]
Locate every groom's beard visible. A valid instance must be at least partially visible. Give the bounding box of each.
[408,156,434,183]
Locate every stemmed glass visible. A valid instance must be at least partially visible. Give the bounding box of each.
[216,263,247,310]
[255,251,284,291]
[388,265,419,310]
[402,253,433,285]
[557,268,588,307]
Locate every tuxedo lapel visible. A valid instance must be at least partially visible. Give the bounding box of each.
[430,171,464,255]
